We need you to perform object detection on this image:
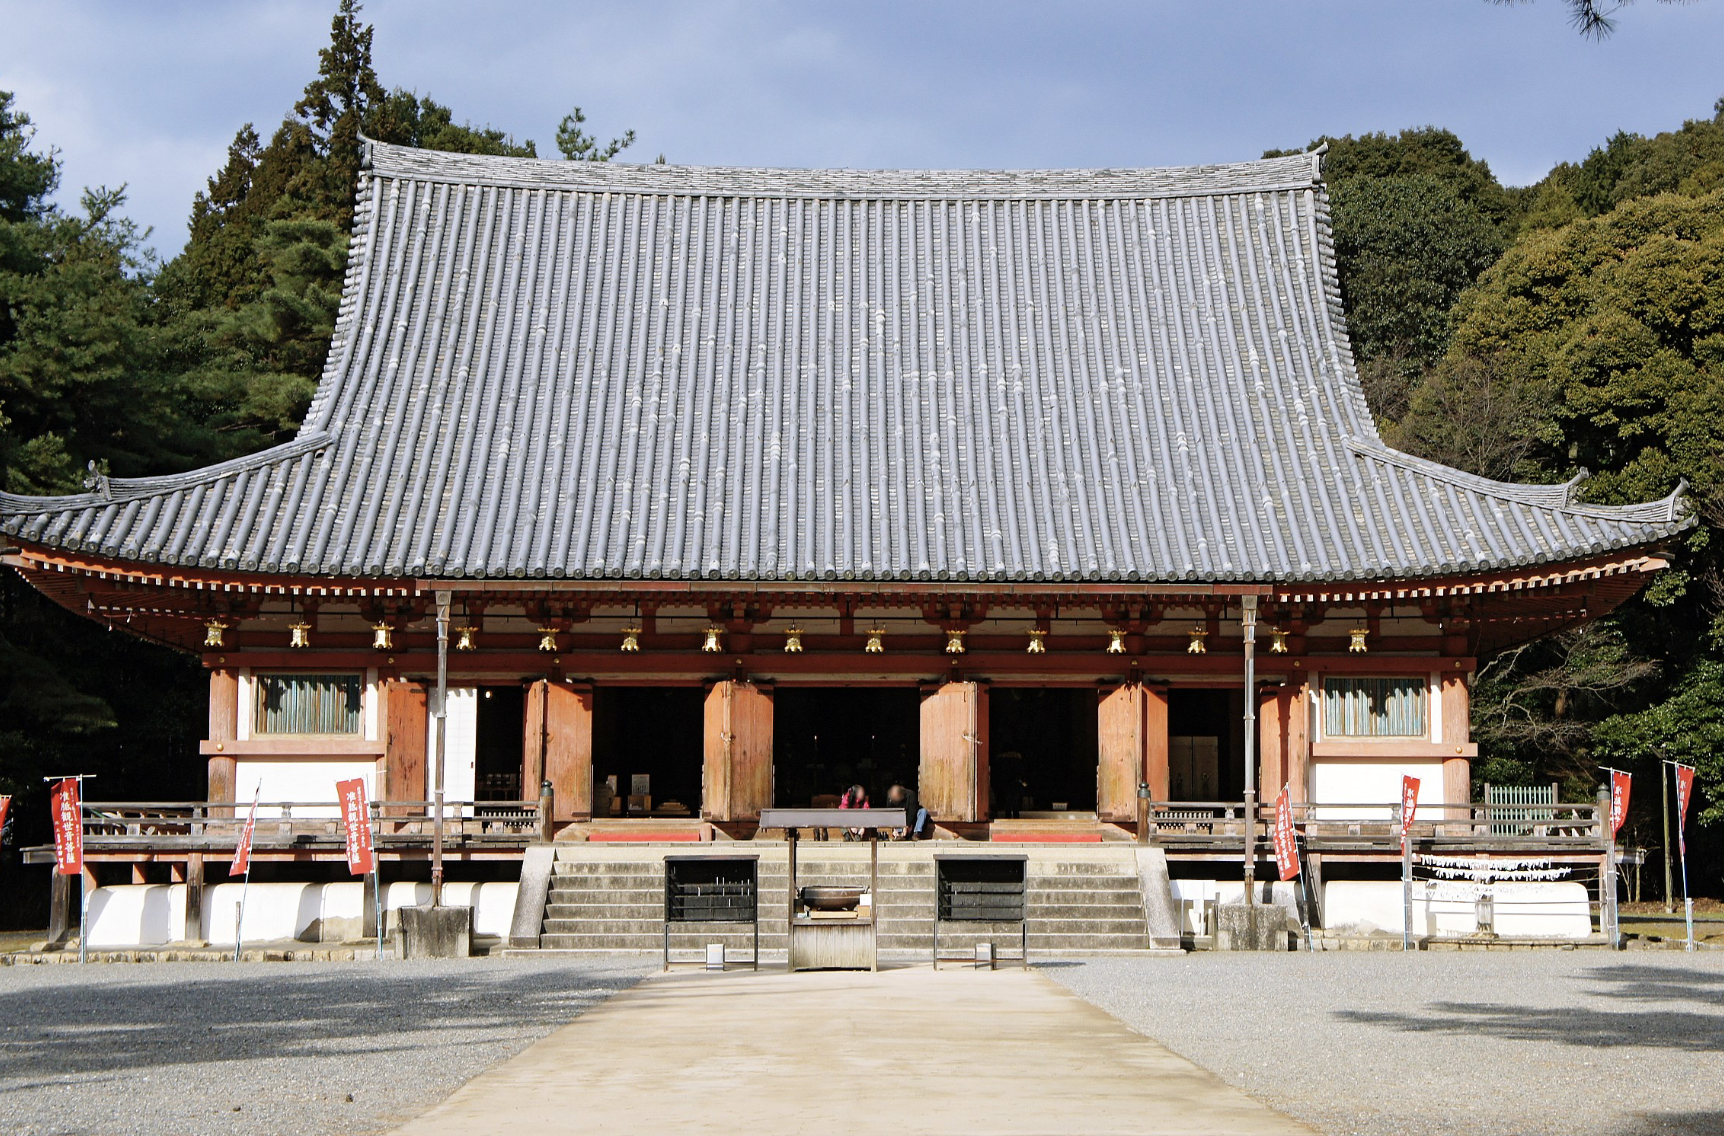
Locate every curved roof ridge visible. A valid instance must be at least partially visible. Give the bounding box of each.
[361,138,1324,200]
[1346,436,1686,522]
[0,431,330,515]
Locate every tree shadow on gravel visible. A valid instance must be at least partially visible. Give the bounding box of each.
[1333,963,1724,1054]
[1611,1112,1724,1136]
[0,964,645,1081]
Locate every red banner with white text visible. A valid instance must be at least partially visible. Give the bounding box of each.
[0,794,11,839]
[1399,775,1420,852]
[50,777,82,876]
[232,790,260,876]
[1609,770,1631,838]
[337,778,374,876]
[1273,786,1300,881]
[1674,764,1696,858]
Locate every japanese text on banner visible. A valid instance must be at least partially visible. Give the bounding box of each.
[1609,770,1631,838]
[1399,775,1420,852]
[1273,786,1300,881]
[337,778,374,875]
[50,778,82,876]
[1674,764,1695,858]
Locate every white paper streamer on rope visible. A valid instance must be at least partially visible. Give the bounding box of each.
[1417,855,1571,883]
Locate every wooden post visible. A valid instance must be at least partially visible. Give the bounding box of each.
[919,681,989,823]
[208,669,239,818]
[544,682,595,821]
[48,871,73,945]
[183,853,205,943]
[1442,670,1472,829]
[362,869,378,940]
[701,680,774,822]
[1285,678,1311,803]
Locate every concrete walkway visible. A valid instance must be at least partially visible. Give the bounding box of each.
[391,965,1312,1136]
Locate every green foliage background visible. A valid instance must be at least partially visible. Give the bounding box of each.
[0,2,1718,917]
[0,2,634,920]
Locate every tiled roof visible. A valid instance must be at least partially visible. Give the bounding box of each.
[0,142,1689,583]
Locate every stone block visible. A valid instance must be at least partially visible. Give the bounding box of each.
[399,904,473,959]
[1213,902,1288,951]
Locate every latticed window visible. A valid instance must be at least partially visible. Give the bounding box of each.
[1322,677,1426,738]
[254,674,363,735]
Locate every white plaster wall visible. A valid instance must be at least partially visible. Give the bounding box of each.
[86,884,188,947]
[1169,879,1303,936]
[1311,758,1445,821]
[82,880,519,947]
[1322,880,1593,939]
[234,760,377,818]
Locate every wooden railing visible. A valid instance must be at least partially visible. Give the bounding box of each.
[1144,800,1605,852]
[78,799,546,851]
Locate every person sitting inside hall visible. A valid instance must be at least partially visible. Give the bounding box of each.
[839,783,869,840]
[886,783,927,840]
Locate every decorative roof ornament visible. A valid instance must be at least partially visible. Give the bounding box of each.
[1026,629,1047,655]
[288,621,312,649]
[1269,627,1290,654]
[82,460,112,502]
[701,626,725,653]
[537,627,559,653]
[371,623,394,651]
[454,625,478,651]
[203,620,229,649]
[1187,627,1207,655]
[944,629,966,655]
[782,626,804,653]
[1106,629,1128,655]
[619,625,641,653]
[864,628,885,654]
[1349,627,1369,654]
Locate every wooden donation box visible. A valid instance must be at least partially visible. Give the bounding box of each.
[756,808,907,972]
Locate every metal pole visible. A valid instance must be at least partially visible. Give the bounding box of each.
[432,590,451,907]
[1401,804,1413,952]
[1669,760,1695,950]
[1660,755,1674,914]
[1241,596,1258,907]
[1597,786,1618,949]
[1295,835,1315,953]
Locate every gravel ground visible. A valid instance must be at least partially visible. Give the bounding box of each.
[1047,953,1724,1136]
[0,958,649,1136]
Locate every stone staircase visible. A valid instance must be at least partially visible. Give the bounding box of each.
[527,843,1164,960]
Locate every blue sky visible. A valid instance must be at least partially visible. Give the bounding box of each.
[3,0,1722,258]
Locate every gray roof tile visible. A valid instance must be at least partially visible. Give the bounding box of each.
[0,143,1689,582]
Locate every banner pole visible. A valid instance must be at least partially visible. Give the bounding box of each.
[234,789,257,963]
[1295,833,1315,953]
[78,869,88,965]
[374,800,385,959]
[1401,818,1412,953]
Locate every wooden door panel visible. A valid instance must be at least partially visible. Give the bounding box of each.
[1096,683,1144,821]
[920,682,988,822]
[383,679,428,813]
[701,680,774,822]
[522,679,548,799]
[544,682,594,820]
